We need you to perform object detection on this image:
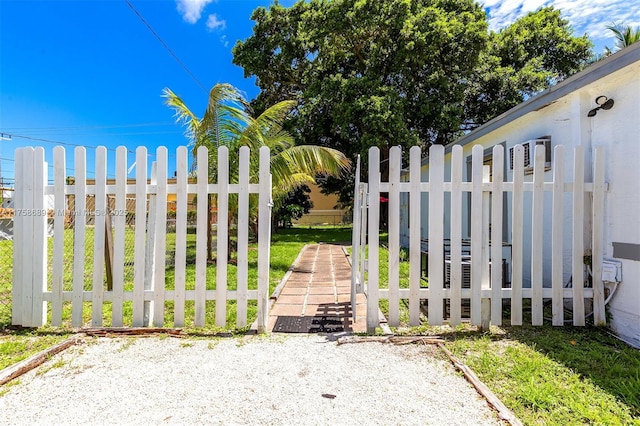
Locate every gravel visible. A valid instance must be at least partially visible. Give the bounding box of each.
[0,334,500,425]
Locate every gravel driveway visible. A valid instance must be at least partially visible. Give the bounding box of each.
[0,334,500,425]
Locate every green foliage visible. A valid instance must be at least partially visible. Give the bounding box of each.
[233,1,593,204]
[274,185,313,229]
[605,22,640,54]
[463,7,592,127]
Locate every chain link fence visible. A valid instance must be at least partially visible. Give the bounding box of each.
[0,185,15,327]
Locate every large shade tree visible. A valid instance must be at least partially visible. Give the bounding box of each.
[232,1,593,206]
[164,83,350,256]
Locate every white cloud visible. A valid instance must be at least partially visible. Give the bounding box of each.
[176,0,214,24]
[206,13,226,32]
[485,0,639,50]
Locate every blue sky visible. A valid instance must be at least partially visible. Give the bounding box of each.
[0,0,637,181]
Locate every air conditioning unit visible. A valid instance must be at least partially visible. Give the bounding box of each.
[509,137,551,174]
[445,259,471,289]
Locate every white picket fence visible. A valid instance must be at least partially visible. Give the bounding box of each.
[358,144,606,332]
[12,145,273,332]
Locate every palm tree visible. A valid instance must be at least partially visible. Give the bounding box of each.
[605,23,640,55]
[164,83,350,258]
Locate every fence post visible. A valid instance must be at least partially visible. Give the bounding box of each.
[367,147,380,333]
[257,146,272,334]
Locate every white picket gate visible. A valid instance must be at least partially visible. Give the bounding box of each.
[358,144,607,332]
[12,145,273,332]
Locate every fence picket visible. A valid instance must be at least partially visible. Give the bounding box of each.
[388,146,401,327]
[408,147,421,326]
[195,146,208,327]
[591,146,606,325]
[216,147,229,327]
[257,146,272,333]
[531,145,545,325]
[91,147,107,326]
[572,147,585,325]
[143,163,157,326]
[153,147,168,326]
[551,146,565,325]
[350,155,362,321]
[20,148,35,326]
[72,148,87,327]
[112,147,127,327]
[367,148,381,333]
[132,147,148,327]
[511,146,524,325]
[51,146,65,326]
[236,147,250,326]
[470,146,484,325]
[428,145,445,325]
[490,145,504,325]
[449,146,463,326]
[174,146,188,327]
[32,148,47,327]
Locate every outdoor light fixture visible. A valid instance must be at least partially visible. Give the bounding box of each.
[587,96,615,117]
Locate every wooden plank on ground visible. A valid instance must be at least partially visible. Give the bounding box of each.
[0,337,81,386]
[437,343,523,426]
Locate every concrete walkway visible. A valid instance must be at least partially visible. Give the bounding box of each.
[268,244,367,333]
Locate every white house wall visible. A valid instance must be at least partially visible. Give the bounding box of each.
[398,53,639,345]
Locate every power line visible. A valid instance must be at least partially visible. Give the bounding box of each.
[1,121,175,132]
[124,0,207,93]
[5,134,134,153]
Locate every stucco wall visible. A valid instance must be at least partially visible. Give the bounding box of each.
[399,55,640,345]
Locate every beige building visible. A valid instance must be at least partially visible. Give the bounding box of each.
[293,183,348,226]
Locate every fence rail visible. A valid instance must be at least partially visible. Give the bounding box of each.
[360,144,606,332]
[12,145,273,332]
